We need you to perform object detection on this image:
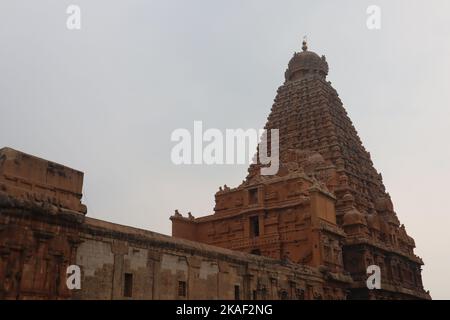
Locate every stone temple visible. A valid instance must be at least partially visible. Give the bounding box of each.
[0,41,430,300]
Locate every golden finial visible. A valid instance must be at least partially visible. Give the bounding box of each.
[302,35,308,51]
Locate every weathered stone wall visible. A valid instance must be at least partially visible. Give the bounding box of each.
[72,217,339,300]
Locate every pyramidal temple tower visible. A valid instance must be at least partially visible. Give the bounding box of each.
[171,40,430,299]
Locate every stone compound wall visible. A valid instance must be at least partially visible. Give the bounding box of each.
[72,217,337,300]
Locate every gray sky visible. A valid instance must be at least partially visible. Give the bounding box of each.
[1,0,449,299]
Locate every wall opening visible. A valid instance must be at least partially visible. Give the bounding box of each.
[178,281,187,297]
[250,216,260,238]
[234,285,240,300]
[124,273,133,298]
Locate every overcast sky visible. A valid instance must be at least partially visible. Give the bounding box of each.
[1,0,449,299]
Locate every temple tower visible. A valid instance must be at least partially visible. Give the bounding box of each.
[172,40,430,300]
